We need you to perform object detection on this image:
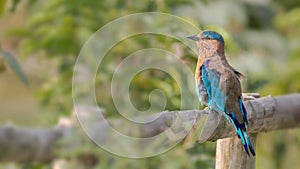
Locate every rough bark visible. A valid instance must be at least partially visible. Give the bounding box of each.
[0,94,299,163]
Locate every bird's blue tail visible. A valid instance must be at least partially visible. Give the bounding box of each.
[226,112,256,156]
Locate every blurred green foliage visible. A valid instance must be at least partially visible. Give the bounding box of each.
[9,0,195,115]
[1,0,300,168]
[0,50,28,85]
[0,0,28,85]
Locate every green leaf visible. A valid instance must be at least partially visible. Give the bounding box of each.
[0,0,22,14]
[0,0,7,15]
[0,51,29,85]
[10,0,21,12]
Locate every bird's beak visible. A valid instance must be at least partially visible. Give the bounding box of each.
[187,35,200,41]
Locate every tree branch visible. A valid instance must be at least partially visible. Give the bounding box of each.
[0,94,299,163]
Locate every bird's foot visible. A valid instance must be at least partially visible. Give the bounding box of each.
[203,107,217,114]
[209,109,219,115]
[204,107,210,111]
[203,107,219,115]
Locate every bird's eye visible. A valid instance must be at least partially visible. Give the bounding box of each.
[207,37,211,40]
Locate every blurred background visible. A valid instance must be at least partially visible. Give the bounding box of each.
[0,0,299,169]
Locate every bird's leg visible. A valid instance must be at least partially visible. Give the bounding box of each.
[210,109,219,115]
[204,107,219,115]
[202,107,210,114]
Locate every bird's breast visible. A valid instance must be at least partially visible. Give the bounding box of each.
[195,56,204,84]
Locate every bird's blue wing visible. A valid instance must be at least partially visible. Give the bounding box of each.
[238,97,248,126]
[201,60,226,112]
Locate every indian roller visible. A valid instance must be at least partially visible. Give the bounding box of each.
[187,30,255,156]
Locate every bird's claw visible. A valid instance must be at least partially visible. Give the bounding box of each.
[204,107,210,111]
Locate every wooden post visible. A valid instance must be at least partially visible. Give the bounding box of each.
[215,93,260,169]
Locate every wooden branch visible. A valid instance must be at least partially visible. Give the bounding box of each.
[115,94,300,142]
[0,94,299,163]
[0,125,63,163]
[206,94,300,141]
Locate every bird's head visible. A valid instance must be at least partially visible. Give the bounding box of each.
[187,30,225,53]
[187,30,224,43]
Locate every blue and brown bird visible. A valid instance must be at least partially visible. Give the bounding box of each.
[187,30,255,156]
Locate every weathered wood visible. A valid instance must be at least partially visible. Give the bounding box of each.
[0,124,63,163]
[0,94,299,163]
[215,134,257,169]
[205,94,300,141]
[215,93,260,169]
